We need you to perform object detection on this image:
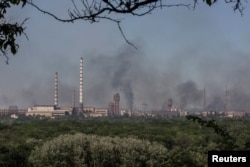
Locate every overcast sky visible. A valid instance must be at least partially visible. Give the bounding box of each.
[0,1,250,111]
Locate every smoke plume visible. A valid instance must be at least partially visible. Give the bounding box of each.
[3,44,250,112]
[111,48,136,111]
[85,45,139,110]
[176,80,203,109]
[84,44,250,112]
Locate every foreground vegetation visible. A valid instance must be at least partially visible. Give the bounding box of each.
[0,116,250,166]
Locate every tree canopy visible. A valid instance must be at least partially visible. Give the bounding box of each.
[29,0,245,23]
[29,133,169,167]
[0,0,27,64]
[1,117,250,166]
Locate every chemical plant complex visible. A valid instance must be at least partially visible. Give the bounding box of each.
[1,57,250,119]
[24,57,111,118]
[0,57,127,118]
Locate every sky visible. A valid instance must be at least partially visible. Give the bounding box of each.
[1,0,250,111]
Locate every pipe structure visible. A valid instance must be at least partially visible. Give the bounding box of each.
[54,72,58,107]
[224,85,228,113]
[203,88,206,111]
[167,98,173,112]
[113,93,120,115]
[72,90,75,108]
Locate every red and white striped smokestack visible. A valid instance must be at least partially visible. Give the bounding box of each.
[79,57,84,112]
[54,72,58,107]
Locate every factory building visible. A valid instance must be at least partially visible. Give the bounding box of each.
[224,111,247,118]
[0,107,27,116]
[81,107,108,117]
[89,108,108,117]
[25,57,110,118]
[26,105,71,117]
[84,107,95,113]
[25,72,72,117]
[120,109,131,116]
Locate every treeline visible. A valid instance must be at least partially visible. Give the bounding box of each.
[0,117,250,166]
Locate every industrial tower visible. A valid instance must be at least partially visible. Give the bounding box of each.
[72,89,77,115]
[203,88,206,111]
[79,57,84,112]
[224,85,228,114]
[72,90,75,108]
[167,98,173,112]
[113,93,120,115]
[54,72,58,108]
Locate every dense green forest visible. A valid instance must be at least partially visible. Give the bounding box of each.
[0,116,250,166]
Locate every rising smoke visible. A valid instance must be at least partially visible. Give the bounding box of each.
[2,5,250,111]
[111,49,136,111]
[86,45,140,110]
[176,80,203,109]
[84,43,250,111]
[2,44,250,111]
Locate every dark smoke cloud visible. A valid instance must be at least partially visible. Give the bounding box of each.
[85,44,184,110]
[3,44,250,111]
[2,4,249,112]
[229,89,250,110]
[121,81,134,111]
[1,95,12,106]
[84,44,250,112]
[0,81,50,108]
[176,80,203,109]
[207,96,224,111]
[85,45,140,110]
[111,48,137,111]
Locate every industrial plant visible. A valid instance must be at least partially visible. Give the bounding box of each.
[24,57,111,118]
[1,57,250,119]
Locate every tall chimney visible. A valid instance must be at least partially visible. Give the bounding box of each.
[72,89,75,108]
[224,85,228,114]
[54,72,58,107]
[79,57,84,112]
[113,93,120,115]
[203,88,206,111]
[167,98,173,112]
